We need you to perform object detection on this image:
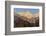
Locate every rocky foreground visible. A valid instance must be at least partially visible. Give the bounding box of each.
[14,12,39,27]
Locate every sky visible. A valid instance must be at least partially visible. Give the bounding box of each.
[14,8,39,14]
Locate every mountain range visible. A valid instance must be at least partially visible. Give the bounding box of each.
[14,12,39,27]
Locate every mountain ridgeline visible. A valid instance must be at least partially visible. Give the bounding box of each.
[14,12,39,27]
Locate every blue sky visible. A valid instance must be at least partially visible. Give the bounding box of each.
[14,8,39,14]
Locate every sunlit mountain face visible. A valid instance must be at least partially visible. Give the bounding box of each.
[14,8,39,27]
[16,12,33,19]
